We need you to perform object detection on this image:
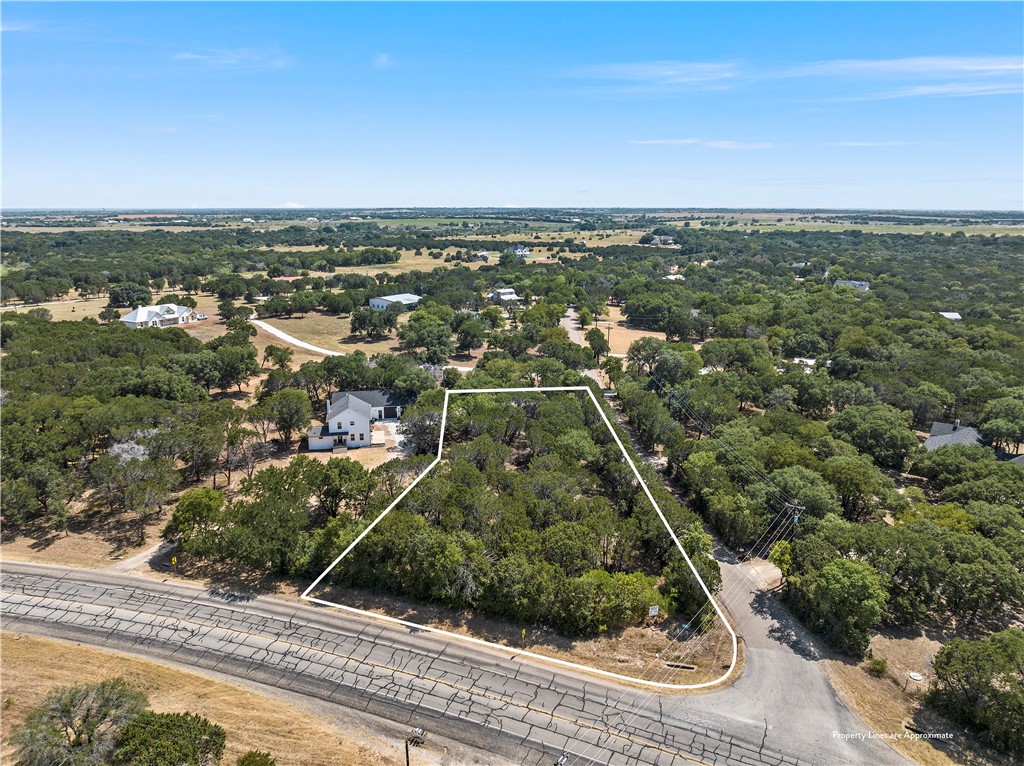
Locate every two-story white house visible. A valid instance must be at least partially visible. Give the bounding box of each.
[307,390,412,451]
[487,287,521,304]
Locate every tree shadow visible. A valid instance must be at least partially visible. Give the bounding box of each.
[155,558,282,598]
[749,589,822,660]
[909,703,1016,766]
[3,498,156,558]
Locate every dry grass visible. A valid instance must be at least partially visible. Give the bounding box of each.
[260,313,408,357]
[314,584,740,691]
[0,501,172,569]
[590,306,668,356]
[822,631,1014,766]
[0,632,399,766]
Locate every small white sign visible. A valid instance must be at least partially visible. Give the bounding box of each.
[648,605,660,618]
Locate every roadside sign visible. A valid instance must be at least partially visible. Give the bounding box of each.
[171,556,177,566]
[648,605,659,618]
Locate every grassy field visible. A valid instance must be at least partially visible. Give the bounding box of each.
[260,310,485,369]
[261,312,406,356]
[590,306,668,356]
[0,633,399,766]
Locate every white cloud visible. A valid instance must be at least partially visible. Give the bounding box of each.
[567,60,737,88]
[1,22,34,33]
[831,140,921,147]
[571,54,1023,99]
[862,81,1022,100]
[631,138,773,150]
[787,55,1023,79]
[373,53,396,69]
[283,202,304,209]
[137,126,181,135]
[174,48,292,71]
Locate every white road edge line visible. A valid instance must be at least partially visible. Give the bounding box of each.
[300,385,739,690]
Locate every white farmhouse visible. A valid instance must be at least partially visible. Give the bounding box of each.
[307,390,412,451]
[487,287,521,303]
[368,293,421,311]
[119,304,206,329]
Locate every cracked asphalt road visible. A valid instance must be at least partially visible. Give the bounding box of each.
[1,562,904,766]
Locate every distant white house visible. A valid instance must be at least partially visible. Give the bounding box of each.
[503,245,532,258]
[938,312,963,321]
[307,390,412,451]
[120,304,205,329]
[834,279,870,292]
[488,287,521,303]
[369,293,421,311]
[663,274,685,281]
[652,235,674,246]
[242,217,255,223]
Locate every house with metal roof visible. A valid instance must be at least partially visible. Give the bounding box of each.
[368,293,421,311]
[119,304,205,329]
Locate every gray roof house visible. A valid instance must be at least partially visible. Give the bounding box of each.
[923,420,983,451]
[834,279,870,292]
[307,390,412,451]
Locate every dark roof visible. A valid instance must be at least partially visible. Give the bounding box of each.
[307,424,331,438]
[923,422,982,451]
[1008,455,1024,467]
[327,393,372,421]
[329,390,413,409]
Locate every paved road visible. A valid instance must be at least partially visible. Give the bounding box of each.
[560,307,587,346]
[2,562,902,766]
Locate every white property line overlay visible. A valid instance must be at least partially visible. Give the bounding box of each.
[301,385,739,690]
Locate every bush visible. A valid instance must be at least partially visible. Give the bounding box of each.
[866,657,888,677]
[238,751,277,766]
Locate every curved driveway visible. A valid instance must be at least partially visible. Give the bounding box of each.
[1,562,903,766]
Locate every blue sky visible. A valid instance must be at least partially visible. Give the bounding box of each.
[3,2,1022,210]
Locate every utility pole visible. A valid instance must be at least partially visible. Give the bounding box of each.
[783,501,805,526]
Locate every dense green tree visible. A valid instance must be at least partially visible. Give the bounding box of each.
[787,558,888,656]
[828,404,919,469]
[585,326,610,363]
[266,389,313,446]
[929,629,1024,757]
[164,487,224,545]
[112,712,226,766]
[107,282,152,308]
